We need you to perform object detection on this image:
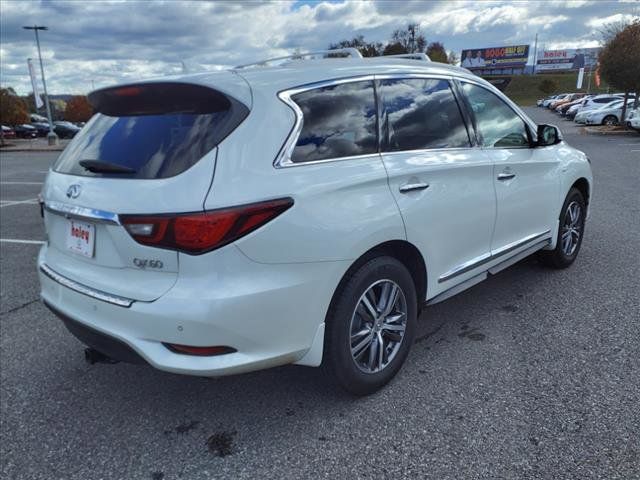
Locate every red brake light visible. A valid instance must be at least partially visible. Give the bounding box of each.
[113,86,142,97]
[121,197,293,254]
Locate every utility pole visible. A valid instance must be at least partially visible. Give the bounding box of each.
[23,25,58,145]
[532,33,539,75]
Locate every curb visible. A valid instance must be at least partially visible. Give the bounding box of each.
[583,127,638,136]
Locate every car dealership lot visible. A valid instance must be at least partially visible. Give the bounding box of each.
[1,108,638,479]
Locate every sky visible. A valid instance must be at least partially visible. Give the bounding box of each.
[1,0,638,95]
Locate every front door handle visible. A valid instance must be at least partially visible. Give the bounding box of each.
[399,182,430,193]
[497,172,516,181]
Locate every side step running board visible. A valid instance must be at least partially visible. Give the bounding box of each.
[425,239,550,307]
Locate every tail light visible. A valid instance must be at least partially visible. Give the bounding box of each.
[121,197,293,254]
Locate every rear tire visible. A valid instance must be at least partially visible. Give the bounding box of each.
[538,188,586,269]
[603,115,618,126]
[323,256,417,395]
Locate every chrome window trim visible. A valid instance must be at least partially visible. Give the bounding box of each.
[44,201,121,225]
[438,230,551,283]
[39,263,134,308]
[274,73,468,169]
[274,75,376,168]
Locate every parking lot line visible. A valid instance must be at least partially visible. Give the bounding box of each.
[0,181,44,185]
[0,199,39,207]
[0,238,45,245]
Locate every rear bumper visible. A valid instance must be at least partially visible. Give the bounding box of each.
[39,245,350,377]
[45,301,147,364]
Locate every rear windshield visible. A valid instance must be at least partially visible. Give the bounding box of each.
[54,83,248,179]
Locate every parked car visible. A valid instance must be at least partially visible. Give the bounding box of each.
[1,125,17,139]
[31,122,52,137]
[30,113,48,123]
[53,121,81,139]
[37,52,593,395]
[626,108,640,131]
[575,94,626,117]
[544,93,570,108]
[585,99,636,126]
[566,98,592,120]
[537,95,557,107]
[13,124,38,138]
[575,98,624,124]
[557,97,590,116]
[550,93,585,111]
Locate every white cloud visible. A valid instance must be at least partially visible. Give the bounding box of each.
[0,0,637,95]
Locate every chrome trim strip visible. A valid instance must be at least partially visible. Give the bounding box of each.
[438,230,551,283]
[39,263,134,308]
[44,201,120,225]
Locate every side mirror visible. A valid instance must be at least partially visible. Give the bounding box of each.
[536,124,562,146]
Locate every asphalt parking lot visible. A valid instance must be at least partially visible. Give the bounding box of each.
[1,107,639,479]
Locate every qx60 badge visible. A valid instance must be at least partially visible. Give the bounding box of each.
[66,184,82,199]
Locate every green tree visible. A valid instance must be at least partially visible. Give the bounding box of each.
[329,35,383,57]
[426,42,448,63]
[0,88,29,144]
[598,19,640,121]
[382,42,408,56]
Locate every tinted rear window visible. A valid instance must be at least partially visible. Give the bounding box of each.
[54,83,248,179]
[290,80,377,163]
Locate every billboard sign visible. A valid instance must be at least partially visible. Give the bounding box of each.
[536,48,600,72]
[460,45,529,70]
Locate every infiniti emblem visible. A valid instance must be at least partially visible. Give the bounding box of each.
[66,184,82,199]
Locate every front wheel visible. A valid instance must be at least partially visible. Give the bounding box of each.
[323,256,417,395]
[538,188,586,269]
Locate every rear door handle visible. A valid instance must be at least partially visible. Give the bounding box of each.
[497,172,516,181]
[399,182,430,193]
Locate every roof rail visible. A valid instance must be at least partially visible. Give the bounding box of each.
[235,48,363,69]
[381,53,431,61]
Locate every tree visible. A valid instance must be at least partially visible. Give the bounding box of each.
[65,96,93,122]
[50,99,67,121]
[0,88,29,144]
[329,35,383,57]
[389,23,427,54]
[382,41,408,56]
[539,78,559,95]
[426,42,448,63]
[447,50,459,66]
[598,19,640,122]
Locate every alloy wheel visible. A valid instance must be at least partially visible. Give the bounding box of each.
[349,279,408,374]
[561,201,582,256]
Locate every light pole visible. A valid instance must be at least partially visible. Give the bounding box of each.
[23,25,58,145]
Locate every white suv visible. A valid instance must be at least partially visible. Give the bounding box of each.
[38,51,593,395]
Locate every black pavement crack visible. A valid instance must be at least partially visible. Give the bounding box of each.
[0,298,40,316]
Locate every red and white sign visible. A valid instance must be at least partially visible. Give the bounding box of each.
[66,220,95,258]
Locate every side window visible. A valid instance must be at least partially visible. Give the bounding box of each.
[460,82,530,148]
[290,81,377,163]
[379,78,471,151]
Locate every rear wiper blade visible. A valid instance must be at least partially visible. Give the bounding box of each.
[79,159,136,174]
